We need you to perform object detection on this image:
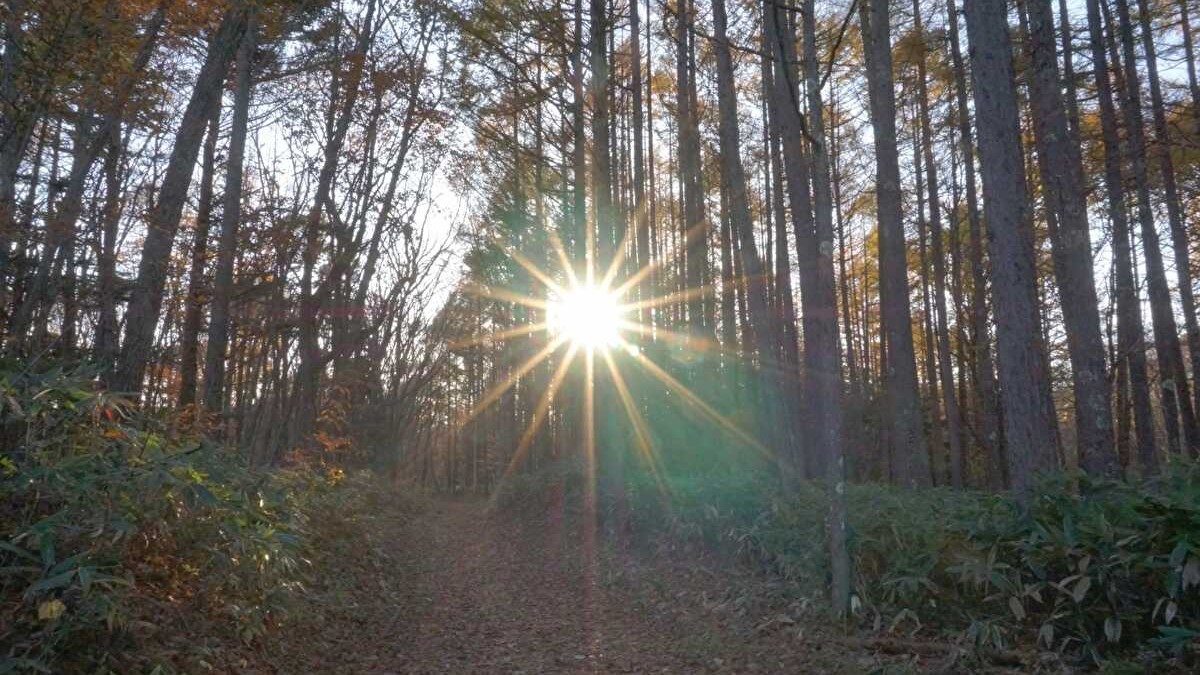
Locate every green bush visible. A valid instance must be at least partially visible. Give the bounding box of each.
[0,364,364,673]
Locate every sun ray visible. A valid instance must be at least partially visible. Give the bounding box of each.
[615,319,806,385]
[547,229,580,288]
[494,344,580,489]
[616,320,722,353]
[624,344,774,461]
[450,322,549,349]
[583,345,597,527]
[507,247,567,297]
[609,259,657,299]
[619,283,720,314]
[458,335,567,426]
[608,217,705,299]
[601,350,667,495]
[600,224,638,291]
[463,282,549,311]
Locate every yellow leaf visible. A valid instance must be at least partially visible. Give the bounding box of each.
[38,599,65,621]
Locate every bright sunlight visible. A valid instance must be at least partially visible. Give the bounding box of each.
[546,283,626,350]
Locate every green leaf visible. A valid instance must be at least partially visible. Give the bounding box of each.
[1007,596,1026,621]
[0,541,37,563]
[1104,616,1122,643]
[26,569,75,595]
[1071,575,1091,603]
[1037,623,1055,649]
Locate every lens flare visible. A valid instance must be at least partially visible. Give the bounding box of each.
[546,283,625,350]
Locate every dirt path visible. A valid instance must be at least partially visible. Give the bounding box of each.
[274,499,901,674]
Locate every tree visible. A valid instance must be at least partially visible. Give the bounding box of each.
[963,0,1059,504]
[202,10,257,414]
[858,0,930,487]
[112,3,250,394]
[1084,0,1157,472]
[1021,0,1118,477]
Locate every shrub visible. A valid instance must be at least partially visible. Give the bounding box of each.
[496,458,1200,664]
[0,364,359,673]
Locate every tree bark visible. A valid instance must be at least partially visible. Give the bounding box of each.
[178,108,221,409]
[858,0,931,487]
[963,0,1059,504]
[203,12,256,413]
[1083,0,1157,473]
[112,3,249,393]
[1113,0,1199,456]
[1022,0,1119,476]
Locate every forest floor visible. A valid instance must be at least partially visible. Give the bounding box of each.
[262,497,1022,674]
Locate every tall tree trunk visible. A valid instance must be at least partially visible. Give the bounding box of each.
[591,0,613,272]
[1022,0,1118,476]
[1181,0,1200,130]
[570,0,587,262]
[203,13,256,413]
[675,0,710,341]
[631,0,650,323]
[963,0,1059,504]
[858,0,931,487]
[800,0,849,613]
[0,1,36,299]
[112,4,249,393]
[178,109,221,409]
[911,0,963,487]
[760,6,800,449]
[947,0,1003,488]
[913,135,944,482]
[1135,0,1200,437]
[94,128,123,363]
[1113,0,1199,456]
[1084,0,1156,473]
[710,0,789,471]
[1057,0,1082,144]
[765,0,817,474]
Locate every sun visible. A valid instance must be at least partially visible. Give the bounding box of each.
[546,282,626,350]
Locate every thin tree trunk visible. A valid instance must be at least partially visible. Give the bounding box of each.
[911,0,963,487]
[94,128,123,363]
[178,108,221,409]
[631,0,650,323]
[947,0,1003,487]
[1135,0,1200,443]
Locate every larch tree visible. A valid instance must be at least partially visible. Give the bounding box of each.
[963,0,1059,504]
